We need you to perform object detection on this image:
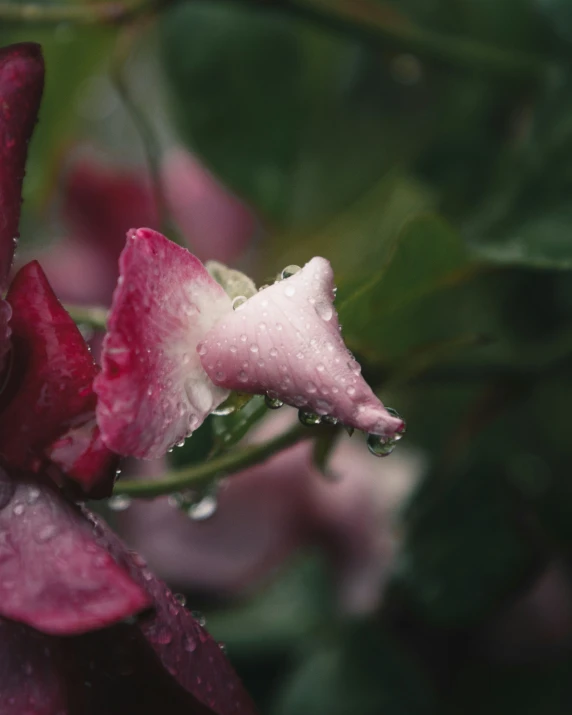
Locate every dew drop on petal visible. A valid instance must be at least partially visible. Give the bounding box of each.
[249,344,259,354]
[281,265,301,279]
[315,300,333,321]
[184,635,197,653]
[298,411,322,426]
[174,593,187,606]
[232,295,247,310]
[284,285,296,297]
[108,494,132,512]
[197,341,208,356]
[192,610,207,627]
[239,334,248,343]
[265,393,284,409]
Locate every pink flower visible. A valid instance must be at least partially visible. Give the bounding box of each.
[0,42,256,715]
[35,146,257,308]
[95,228,404,459]
[119,412,422,614]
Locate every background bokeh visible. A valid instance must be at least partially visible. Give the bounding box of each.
[4,0,572,711]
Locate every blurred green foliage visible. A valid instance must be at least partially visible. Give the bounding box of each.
[6,0,572,711]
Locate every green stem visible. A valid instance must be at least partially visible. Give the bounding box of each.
[250,0,554,81]
[114,422,310,498]
[0,0,152,24]
[65,304,108,330]
[0,0,555,81]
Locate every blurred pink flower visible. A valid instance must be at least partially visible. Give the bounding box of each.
[33,147,257,307]
[119,411,422,614]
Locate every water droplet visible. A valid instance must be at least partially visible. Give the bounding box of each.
[316,363,325,373]
[367,433,396,457]
[269,348,278,358]
[184,635,197,652]
[276,323,283,331]
[232,295,247,310]
[258,322,267,331]
[249,344,259,354]
[284,285,296,297]
[346,386,356,396]
[315,399,332,415]
[156,626,173,645]
[36,525,57,543]
[174,593,187,607]
[239,334,248,342]
[295,351,304,360]
[237,370,248,383]
[108,494,132,512]
[188,495,217,521]
[298,411,322,426]
[192,611,207,627]
[281,265,301,279]
[315,301,333,321]
[322,415,339,425]
[26,487,40,504]
[197,341,208,356]
[218,641,228,654]
[215,370,226,381]
[12,504,24,516]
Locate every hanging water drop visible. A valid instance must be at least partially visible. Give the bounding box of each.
[265,394,284,409]
[108,494,132,512]
[298,411,322,426]
[281,264,301,279]
[367,433,396,457]
[188,495,217,521]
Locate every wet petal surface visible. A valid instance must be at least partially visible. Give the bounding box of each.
[95,229,231,459]
[0,261,116,495]
[0,469,149,635]
[0,43,44,290]
[90,513,258,715]
[200,258,404,437]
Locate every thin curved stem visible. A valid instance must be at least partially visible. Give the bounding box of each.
[113,421,310,498]
[0,0,555,81]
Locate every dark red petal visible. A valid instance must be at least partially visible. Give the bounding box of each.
[0,261,116,495]
[95,229,231,459]
[0,43,44,290]
[0,618,70,714]
[90,513,258,715]
[0,469,150,635]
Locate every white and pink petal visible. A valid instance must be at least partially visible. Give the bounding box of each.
[95,229,232,459]
[199,257,404,439]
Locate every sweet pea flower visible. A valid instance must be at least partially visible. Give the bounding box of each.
[0,42,256,715]
[95,229,404,459]
[33,146,257,308]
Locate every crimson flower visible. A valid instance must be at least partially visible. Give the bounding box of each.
[95,229,405,459]
[0,42,256,715]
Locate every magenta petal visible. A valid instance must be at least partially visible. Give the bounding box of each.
[0,470,150,635]
[91,514,258,715]
[0,261,116,495]
[200,257,404,437]
[95,229,232,459]
[0,43,44,290]
[0,619,69,714]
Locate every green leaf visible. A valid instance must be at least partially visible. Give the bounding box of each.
[337,214,487,362]
[274,623,435,715]
[392,464,540,625]
[160,3,431,225]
